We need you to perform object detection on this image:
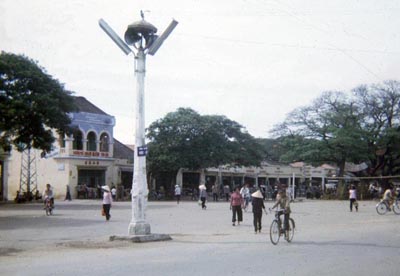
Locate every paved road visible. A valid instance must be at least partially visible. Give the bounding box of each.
[0,199,399,275]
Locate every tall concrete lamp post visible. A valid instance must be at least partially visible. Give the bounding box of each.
[99,12,178,237]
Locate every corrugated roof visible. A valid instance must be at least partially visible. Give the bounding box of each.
[113,139,134,160]
[73,96,109,115]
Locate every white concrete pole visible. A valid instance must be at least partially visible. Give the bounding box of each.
[218,166,222,188]
[128,48,150,235]
[292,173,295,200]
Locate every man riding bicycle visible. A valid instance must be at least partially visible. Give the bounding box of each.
[43,183,54,209]
[271,189,291,236]
[382,187,394,211]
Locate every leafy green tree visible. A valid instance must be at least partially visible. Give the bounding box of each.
[146,108,265,179]
[272,91,369,176]
[354,80,400,176]
[0,52,76,152]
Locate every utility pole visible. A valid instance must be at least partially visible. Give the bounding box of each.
[19,148,38,201]
[99,12,177,238]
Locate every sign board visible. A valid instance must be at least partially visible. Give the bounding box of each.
[137,146,148,157]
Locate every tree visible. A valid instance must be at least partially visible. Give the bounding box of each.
[272,91,369,177]
[353,80,400,176]
[146,108,265,180]
[0,52,76,153]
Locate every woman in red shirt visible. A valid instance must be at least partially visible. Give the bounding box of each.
[230,186,244,226]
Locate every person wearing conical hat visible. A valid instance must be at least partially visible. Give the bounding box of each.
[251,189,265,233]
[102,185,112,221]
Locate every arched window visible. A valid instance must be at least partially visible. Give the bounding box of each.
[87,132,97,151]
[100,133,109,152]
[73,130,83,150]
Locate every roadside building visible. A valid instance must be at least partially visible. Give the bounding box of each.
[154,161,334,200]
[0,96,133,201]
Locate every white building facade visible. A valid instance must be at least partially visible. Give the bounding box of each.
[0,97,134,201]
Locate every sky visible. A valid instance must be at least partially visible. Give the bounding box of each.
[1,0,400,144]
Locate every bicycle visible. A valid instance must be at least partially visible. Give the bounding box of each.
[269,209,295,245]
[44,198,53,216]
[376,199,400,215]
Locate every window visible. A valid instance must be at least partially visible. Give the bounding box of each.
[100,133,109,152]
[59,132,66,148]
[73,130,83,150]
[87,132,97,151]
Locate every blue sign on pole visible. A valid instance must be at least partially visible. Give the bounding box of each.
[137,146,148,157]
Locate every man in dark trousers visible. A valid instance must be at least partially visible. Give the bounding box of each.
[251,190,265,233]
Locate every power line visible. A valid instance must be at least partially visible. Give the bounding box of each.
[176,33,400,55]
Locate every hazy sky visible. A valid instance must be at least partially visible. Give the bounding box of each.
[1,0,400,144]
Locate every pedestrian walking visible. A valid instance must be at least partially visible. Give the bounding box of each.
[175,184,181,204]
[240,183,251,211]
[111,186,117,201]
[64,185,72,201]
[223,185,230,201]
[212,184,219,202]
[349,185,358,212]
[199,184,207,209]
[102,185,112,221]
[191,187,198,201]
[251,190,265,233]
[230,186,243,226]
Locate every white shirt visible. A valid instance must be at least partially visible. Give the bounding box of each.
[103,191,112,204]
[175,186,181,195]
[240,187,250,198]
[349,189,357,199]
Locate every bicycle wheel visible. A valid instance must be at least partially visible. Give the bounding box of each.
[286,218,295,242]
[269,220,280,245]
[393,201,400,215]
[46,206,50,216]
[376,202,387,215]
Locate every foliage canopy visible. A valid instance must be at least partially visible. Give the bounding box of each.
[0,51,76,152]
[146,108,265,175]
[270,80,400,177]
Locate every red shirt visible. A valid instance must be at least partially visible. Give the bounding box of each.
[231,192,243,206]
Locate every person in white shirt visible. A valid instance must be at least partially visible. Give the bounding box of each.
[349,185,358,212]
[102,185,113,221]
[240,184,251,210]
[111,186,117,201]
[43,183,55,208]
[174,184,181,204]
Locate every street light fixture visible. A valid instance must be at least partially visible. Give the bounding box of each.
[99,12,178,237]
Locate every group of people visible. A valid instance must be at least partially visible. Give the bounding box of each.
[42,183,115,221]
[172,182,291,234]
[230,185,291,234]
[349,184,399,212]
[45,181,399,229]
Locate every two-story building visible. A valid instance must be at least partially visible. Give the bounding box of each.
[0,96,134,201]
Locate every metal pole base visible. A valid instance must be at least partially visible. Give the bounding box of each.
[128,221,151,235]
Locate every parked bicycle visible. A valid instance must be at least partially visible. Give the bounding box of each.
[376,199,400,215]
[269,209,295,245]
